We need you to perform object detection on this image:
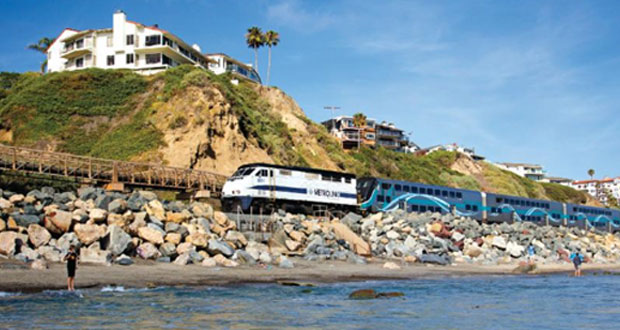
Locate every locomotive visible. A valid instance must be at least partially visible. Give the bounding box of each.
[222,163,620,231]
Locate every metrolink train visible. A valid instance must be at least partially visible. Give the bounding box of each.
[221,163,620,231]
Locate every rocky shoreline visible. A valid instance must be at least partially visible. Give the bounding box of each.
[2,186,620,290]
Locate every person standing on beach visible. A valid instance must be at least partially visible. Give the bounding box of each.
[570,251,583,277]
[63,245,78,291]
[527,243,535,263]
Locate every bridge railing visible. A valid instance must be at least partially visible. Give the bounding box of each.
[0,144,227,194]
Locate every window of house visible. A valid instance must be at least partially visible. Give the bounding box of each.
[76,39,84,49]
[76,58,84,68]
[146,53,161,64]
[126,53,134,64]
[145,35,161,46]
[107,55,115,66]
[162,54,173,65]
[107,36,113,47]
[126,35,134,45]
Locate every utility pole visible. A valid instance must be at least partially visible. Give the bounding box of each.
[324,106,341,133]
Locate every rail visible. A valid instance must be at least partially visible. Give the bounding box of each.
[0,144,227,195]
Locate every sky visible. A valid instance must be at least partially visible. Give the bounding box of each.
[1,0,619,180]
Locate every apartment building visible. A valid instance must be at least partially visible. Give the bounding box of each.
[572,177,620,206]
[540,176,573,186]
[206,53,261,84]
[47,10,208,75]
[495,162,546,181]
[322,117,411,151]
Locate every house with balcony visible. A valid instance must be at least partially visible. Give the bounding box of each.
[322,117,412,151]
[47,10,208,75]
[540,176,573,186]
[206,53,261,84]
[495,162,546,181]
[416,143,484,160]
[571,177,620,206]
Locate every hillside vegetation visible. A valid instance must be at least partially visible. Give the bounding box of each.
[0,66,596,205]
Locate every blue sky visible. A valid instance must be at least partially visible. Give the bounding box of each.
[1,0,619,180]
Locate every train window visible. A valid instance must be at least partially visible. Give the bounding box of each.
[377,195,385,202]
[403,186,410,192]
[305,173,319,180]
[449,191,455,198]
[386,196,391,203]
[395,184,402,191]
[473,205,478,212]
[420,206,427,212]
[434,189,440,196]
[256,169,269,177]
[420,188,426,194]
[491,207,497,213]
[411,186,418,193]
[526,201,531,207]
[456,192,462,199]
[465,204,471,211]
[442,190,448,197]
[381,183,391,190]
[496,197,503,203]
[412,205,419,212]
[279,169,292,176]
[344,177,352,183]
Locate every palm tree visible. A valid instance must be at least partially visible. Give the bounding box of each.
[245,27,264,74]
[352,112,367,128]
[588,169,595,180]
[264,30,280,85]
[27,37,53,73]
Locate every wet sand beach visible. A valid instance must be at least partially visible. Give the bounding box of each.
[2,258,620,293]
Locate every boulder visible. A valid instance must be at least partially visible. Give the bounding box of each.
[464,243,484,258]
[37,246,62,262]
[0,219,5,232]
[278,256,294,269]
[128,212,147,235]
[419,254,450,265]
[259,252,272,264]
[9,194,24,203]
[159,242,177,257]
[74,224,106,245]
[224,230,248,247]
[176,242,195,255]
[165,222,180,233]
[17,246,40,262]
[207,239,234,257]
[451,231,465,242]
[27,224,51,248]
[213,254,238,267]
[95,194,114,210]
[105,225,131,256]
[0,198,12,210]
[349,289,377,300]
[189,250,204,264]
[107,213,128,228]
[145,200,166,220]
[89,208,108,223]
[31,259,48,270]
[386,230,400,240]
[213,211,228,226]
[187,232,209,248]
[138,191,158,201]
[115,254,134,266]
[137,242,161,260]
[506,241,524,258]
[289,230,306,242]
[11,213,40,227]
[166,211,190,224]
[233,250,257,265]
[173,253,191,265]
[191,203,213,218]
[81,244,112,264]
[383,262,401,270]
[201,257,217,267]
[165,233,182,245]
[78,187,99,201]
[331,222,371,256]
[138,227,164,245]
[285,239,301,251]
[0,231,18,256]
[56,232,80,252]
[492,236,507,250]
[107,199,127,214]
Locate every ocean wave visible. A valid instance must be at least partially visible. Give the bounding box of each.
[101,286,126,292]
[0,291,21,297]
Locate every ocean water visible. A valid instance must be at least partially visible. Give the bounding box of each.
[1,275,619,329]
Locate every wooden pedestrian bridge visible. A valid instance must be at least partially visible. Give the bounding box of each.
[0,144,227,197]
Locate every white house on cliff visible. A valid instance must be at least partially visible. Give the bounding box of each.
[46,10,261,83]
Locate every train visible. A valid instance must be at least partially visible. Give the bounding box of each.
[221,163,620,231]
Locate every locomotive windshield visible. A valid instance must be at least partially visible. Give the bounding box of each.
[231,167,255,178]
[357,178,378,201]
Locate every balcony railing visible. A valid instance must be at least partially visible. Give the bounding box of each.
[62,39,94,55]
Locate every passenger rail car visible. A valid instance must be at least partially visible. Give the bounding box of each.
[221,163,357,214]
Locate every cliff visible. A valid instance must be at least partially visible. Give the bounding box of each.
[0,67,596,205]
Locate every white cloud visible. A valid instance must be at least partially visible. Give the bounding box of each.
[266,0,335,32]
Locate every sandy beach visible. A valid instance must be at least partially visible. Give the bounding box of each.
[2,258,620,293]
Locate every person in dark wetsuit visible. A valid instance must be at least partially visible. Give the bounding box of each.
[570,251,583,277]
[63,245,78,291]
